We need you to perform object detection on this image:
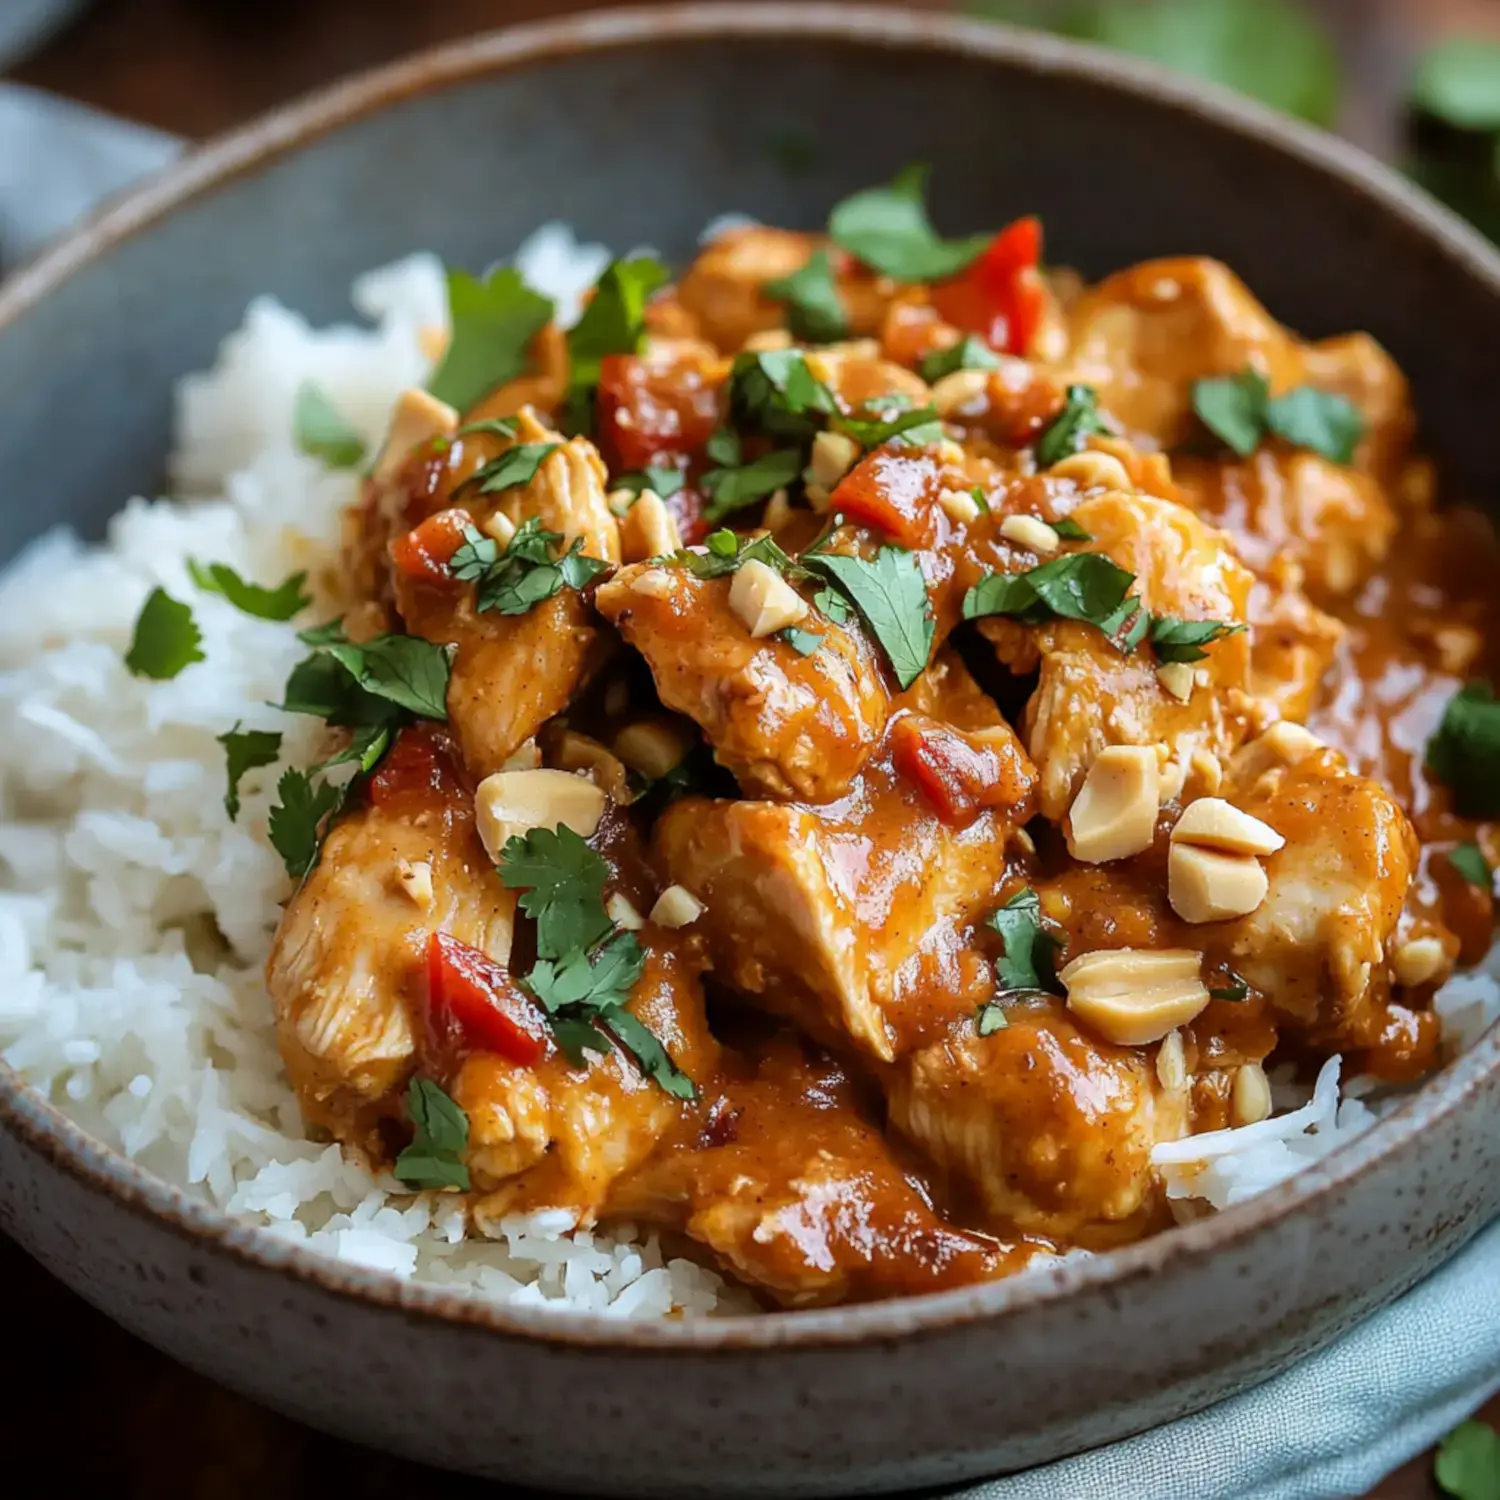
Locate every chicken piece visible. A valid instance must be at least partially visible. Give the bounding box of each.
[1174,450,1397,600]
[805,341,932,413]
[672,226,819,352]
[391,409,621,778]
[985,487,1260,818]
[1063,257,1411,471]
[595,560,890,801]
[886,996,1189,1239]
[653,731,1037,1063]
[610,1042,1044,1307]
[457,939,719,1226]
[1064,258,1305,448]
[1244,560,1345,723]
[1219,735,1419,1050]
[266,728,512,1143]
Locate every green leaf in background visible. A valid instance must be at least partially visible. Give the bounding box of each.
[1413,38,1500,132]
[972,0,1339,126]
[829,164,991,281]
[764,249,850,343]
[428,266,554,414]
[292,381,366,469]
[1435,1419,1500,1500]
[124,588,204,681]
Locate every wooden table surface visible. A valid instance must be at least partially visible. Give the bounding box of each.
[4,2,1497,1495]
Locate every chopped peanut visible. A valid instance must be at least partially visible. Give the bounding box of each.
[1060,948,1211,1046]
[614,719,692,780]
[474,769,606,864]
[1155,662,1195,703]
[395,858,433,910]
[999,514,1061,554]
[808,431,861,492]
[1230,1063,1272,1126]
[373,389,458,485]
[1066,746,1160,863]
[1168,842,1269,924]
[619,489,682,562]
[1172,798,1285,857]
[728,559,809,638]
[651,884,704,929]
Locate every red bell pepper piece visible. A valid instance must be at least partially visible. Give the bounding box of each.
[367,726,463,808]
[597,351,721,474]
[931,217,1045,357]
[829,451,942,548]
[891,717,1009,829]
[426,932,550,1067]
[389,506,472,583]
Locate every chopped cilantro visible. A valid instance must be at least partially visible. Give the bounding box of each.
[836,400,945,451]
[1435,1419,1500,1500]
[666,529,806,583]
[963,552,1137,633]
[465,442,558,495]
[266,767,346,879]
[977,888,1062,1034]
[427,266,553,413]
[1449,842,1493,890]
[1209,970,1250,1002]
[1051,516,1092,540]
[803,546,933,690]
[1192,366,1366,464]
[1147,615,1245,664]
[394,1076,471,1191]
[1035,384,1111,468]
[764,248,849,343]
[702,448,805,521]
[449,517,608,615]
[1412,38,1500,131]
[567,257,670,390]
[1427,680,1500,818]
[187,559,310,622]
[780,626,826,656]
[498,825,616,960]
[322,635,452,720]
[919,335,1002,384]
[292,381,366,468]
[218,724,282,821]
[124,588,204,680]
[728,348,838,443]
[828,164,989,282]
[456,416,521,442]
[705,426,743,467]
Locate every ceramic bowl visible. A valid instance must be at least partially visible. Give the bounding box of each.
[2,7,1498,1494]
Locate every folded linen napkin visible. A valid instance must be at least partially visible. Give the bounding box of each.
[0,77,1495,1500]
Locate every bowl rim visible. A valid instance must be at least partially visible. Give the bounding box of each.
[3,0,1500,1353]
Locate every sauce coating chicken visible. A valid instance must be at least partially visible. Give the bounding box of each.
[263,185,1499,1310]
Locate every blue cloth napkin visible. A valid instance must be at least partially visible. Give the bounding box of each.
[0,78,1496,1500]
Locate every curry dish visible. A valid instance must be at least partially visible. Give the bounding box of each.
[265,176,1500,1309]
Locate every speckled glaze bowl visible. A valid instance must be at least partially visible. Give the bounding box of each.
[1,8,1498,1494]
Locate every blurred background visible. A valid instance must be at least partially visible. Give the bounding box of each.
[2,1,1498,1497]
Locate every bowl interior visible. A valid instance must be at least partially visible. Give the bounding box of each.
[2,6,1499,1352]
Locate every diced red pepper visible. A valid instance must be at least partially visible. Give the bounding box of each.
[667,484,709,547]
[931,217,1045,357]
[389,507,471,583]
[829,450,942,548]
[597,351,722,474]
[426,931,550,1067]
[891,717,1014,829]
[367,725,464,808]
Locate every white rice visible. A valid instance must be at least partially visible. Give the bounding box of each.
[1,225,1496,1314]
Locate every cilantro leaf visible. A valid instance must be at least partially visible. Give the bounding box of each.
[125,588,204,680]
[606,1009,699,1100]
[1435,1419,1500,1500]
[498,825,614,960]
[567,257,670,390]
[828,164,989,282]
[668,530,805,582]
[1428,681,1500,818]
[836,401,944,451]
[1148,615,1245,664]
[1034,384,1111,468]
[279,651,387,726]
[218,724,282,821]
[427,266,554,413]
[705,427,743,467]
[456,416,521,442]
[1192,368,1269,458]
[764,248,849,343]
[1191,368,1366,464]
[804,546,933,689]
[449,517,608,615]
[292,381,366,468]
[1265,386,1366,465]
[1412,39,1500,131]
[1209,970,1250,1002]
[780,626,825,656]
[919,335,1001,383]
[963,553,1137,636]
[729,348,839,443]
[702,448,805,521]
[394,1076,471,1192]
[267,768,345,879]
[467,442,559,495]
[529,930,647,1019]
[324,635,452,720]
[1051,517,1092,540]
[613,464,686,500]
[1449,843,1493,891]
[187,559,311,622]
[989,888,1062,993]
[813,585,852,625]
